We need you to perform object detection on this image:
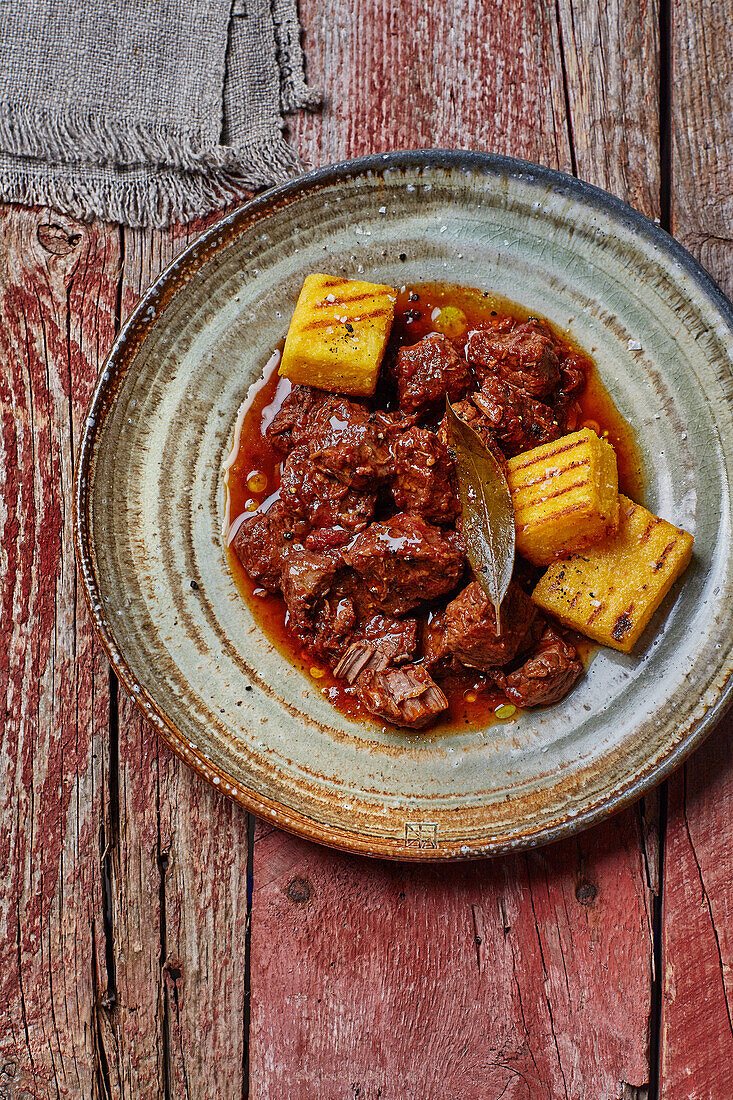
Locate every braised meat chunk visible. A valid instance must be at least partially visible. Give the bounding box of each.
[280,549,357,659]
[391,427,460,524]
[465,320,561,398]
[356,665,448,729]
[357,613,419,659]
[492,624,583,706]
[421,612,456,677]
[436,399,506,465]
[343,512,465,617]
[333,616,417,683]
[395,333,474,417]
[553,353,587,432]
[472,377,561,457]
[281,445,376,531]
[307,396,394,489]
[265,385,328,455]
[445,581,538,670]
[301,589,358,661]
[334,615,417,683]
[280,548,342,626]
[231,499,306,591]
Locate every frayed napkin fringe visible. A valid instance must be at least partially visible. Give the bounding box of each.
[272,0,322,114]
[0,97,317,173]
[0,132,305,227]
[0,103,230,172]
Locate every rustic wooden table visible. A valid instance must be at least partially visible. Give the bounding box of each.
[2,1,732,1096]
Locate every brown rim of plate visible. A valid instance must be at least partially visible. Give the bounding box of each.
[74,149,733,859]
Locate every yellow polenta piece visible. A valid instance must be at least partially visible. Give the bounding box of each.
[532,495,693,653]
[506,428,619,566]
[279,274,396,396]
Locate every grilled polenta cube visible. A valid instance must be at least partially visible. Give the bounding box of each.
[532,495,693,653]
[279,274,396,396]
[506,428,619,566]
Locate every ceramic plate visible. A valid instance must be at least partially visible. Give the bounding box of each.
[75,150,733,859]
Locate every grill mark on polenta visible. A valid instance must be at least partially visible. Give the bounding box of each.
[313,292,378,309]
[638,517,662,544]
[317,276,351,287]
[299,306,391,331]
[612,606,635,641]
[652,540,677,572]
[516,477,590,511]
[508,437,586,473]
[518,499,592,527]
[587,602,606,624]
[512,457,591,489]
[514,494,591,528]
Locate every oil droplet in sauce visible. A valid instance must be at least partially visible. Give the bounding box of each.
[494,704,517,720]
[247,470,268,493]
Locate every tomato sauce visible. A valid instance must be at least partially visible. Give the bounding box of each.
[223,283,642,731]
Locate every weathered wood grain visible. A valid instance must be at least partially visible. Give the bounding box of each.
[0,207,119,1097]
[252,819,652,1099]
[103,689,250,1099]
[556,0,661,220]
[661,721,733,1100]
[292,0,573,173]
[668,0,733,299]
[661,3,733,1089]
[93,220,251,1100]
[251,1,659,1096]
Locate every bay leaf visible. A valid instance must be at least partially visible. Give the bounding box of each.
[445,400,515,631]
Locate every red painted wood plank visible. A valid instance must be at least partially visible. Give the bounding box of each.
[662,722,733,1100]
[94,220,251,1099]
[0,207,120,1096]
[251,1,659,1095]
[252,818,651,1099]
[291,0,572,172]
[660,0,733,1094]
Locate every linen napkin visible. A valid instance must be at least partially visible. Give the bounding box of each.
[0,0,318,227]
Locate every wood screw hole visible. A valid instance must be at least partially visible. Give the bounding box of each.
[286,876,311,904]
[575,881,598,906]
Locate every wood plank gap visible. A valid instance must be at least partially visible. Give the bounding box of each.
[659,0,673,231]
[646,783,667,1100]
[242,814,256,1100]
[114,227,126,335]
[554,0,578,177]
[92,920,114,1100]
[101,668,120,1000]
[646,5,673,1091]
[157,788,172,1100]
[94,236,124,1096]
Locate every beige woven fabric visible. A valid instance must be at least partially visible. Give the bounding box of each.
[0,0,317,226]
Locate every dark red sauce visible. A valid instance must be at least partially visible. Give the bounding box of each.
[224,283,642,731]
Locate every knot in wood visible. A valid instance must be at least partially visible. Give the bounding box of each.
[286,876,311,904]
[164,955,183,984]
[37,222,83,255]
[575,880,598,906]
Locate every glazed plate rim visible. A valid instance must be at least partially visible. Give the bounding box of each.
[74,149,733,859]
